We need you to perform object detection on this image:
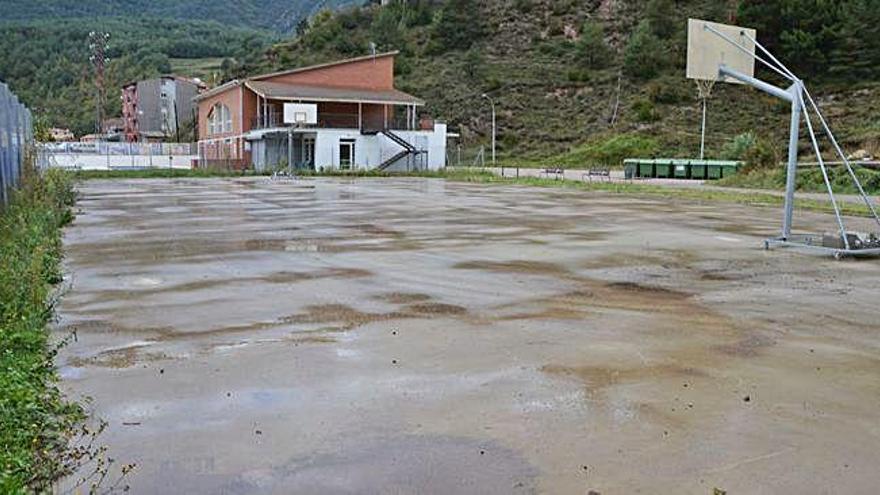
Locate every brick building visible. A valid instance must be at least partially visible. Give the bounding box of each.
[194,51,447,171]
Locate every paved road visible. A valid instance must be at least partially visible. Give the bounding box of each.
[57,178,880,494]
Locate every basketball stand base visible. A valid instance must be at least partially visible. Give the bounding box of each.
[764,234,880,259]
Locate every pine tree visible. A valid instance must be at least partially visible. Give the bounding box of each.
[623,20,667,80]
[575,20,611,69]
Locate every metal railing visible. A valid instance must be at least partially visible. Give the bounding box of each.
[0,81,33,206]
[250,113,420,132]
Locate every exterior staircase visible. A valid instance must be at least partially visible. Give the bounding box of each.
[376,129,418,171]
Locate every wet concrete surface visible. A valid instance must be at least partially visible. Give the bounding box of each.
[56,177,880,494]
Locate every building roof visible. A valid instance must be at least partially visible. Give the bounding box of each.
[244,80,424,106]
[194,51,406,103]
[249,51,399,82]
[123,74,207,90]
[194,79,242,101]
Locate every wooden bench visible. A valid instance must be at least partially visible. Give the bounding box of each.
[540,167,565,180]
[583,168,611,182]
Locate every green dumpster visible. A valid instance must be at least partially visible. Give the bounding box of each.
[673,160,690,179]
[655,160,674,178]
[691,163,707,179]
[721,164,740,178]
[707,164,723,180]
[638,161,655,178]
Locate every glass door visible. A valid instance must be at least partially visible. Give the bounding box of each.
[339,140,355,170]
[301,137,315,169]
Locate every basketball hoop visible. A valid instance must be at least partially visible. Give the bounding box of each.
[695,79,716,100]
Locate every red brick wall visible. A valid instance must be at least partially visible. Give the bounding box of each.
[261,55,395,90]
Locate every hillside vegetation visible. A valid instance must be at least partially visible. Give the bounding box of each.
[0,0,364,136]
[237,0,880,165]
[0,0,359,32]
[0,19,274,136]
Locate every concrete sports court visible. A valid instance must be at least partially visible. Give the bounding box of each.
[56,177,880,493]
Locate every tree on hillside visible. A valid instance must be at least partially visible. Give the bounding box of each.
[623,20,667,80]
[830,0,880,78]
[575,20,612,69]
[738,0,842,75]
[645,0,677,38]
[371,2,405,51]
[426,0,485,54]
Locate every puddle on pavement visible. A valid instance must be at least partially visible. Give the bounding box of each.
[80,268,373,302]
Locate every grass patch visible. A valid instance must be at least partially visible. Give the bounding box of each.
[719,165,880,195]
[0,167,83,492]
[444,168,876,217]
[498,133,660,170]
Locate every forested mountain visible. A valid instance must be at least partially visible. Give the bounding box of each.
[0,0,366,136]
[0,0,360,32]
[0,19,275,136]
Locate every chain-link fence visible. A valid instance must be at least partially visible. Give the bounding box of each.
[0,81,34,206]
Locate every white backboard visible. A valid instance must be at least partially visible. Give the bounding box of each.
[283,103,318,125]
[687,19,756,84]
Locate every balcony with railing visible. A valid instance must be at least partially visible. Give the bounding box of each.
[250,110,422,133]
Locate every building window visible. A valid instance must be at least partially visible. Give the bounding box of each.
[208,103,232,135]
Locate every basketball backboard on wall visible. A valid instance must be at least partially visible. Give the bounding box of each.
[687,19,756,84]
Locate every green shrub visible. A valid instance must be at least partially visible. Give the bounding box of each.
[0,166,84,492]
[567,68,591,83]
[647,76,691,104]
[721,132,758,161]
[631,99,660,122]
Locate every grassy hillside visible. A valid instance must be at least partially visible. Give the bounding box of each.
[240,0,880,166]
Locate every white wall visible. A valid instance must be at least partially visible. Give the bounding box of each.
[312,123,448,171]
[39,153,197,170]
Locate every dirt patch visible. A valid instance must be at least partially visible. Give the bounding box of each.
[715,334,776,358]
[406,303,468,316]
[373,292,433,304]
[287,336,338,345]
[542,363,705,394]
[68,346,170,369]
[454,260,572,277]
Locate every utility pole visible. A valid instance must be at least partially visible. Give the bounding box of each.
[481,94,496,166]
[89,31,110,137]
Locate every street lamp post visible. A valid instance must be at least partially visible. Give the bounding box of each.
[481,94,496,168]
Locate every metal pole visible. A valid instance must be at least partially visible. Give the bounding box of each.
[482,94,496,166]
[700,96,708,160]
[288,128,293,176]
[782,82,802,239]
